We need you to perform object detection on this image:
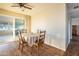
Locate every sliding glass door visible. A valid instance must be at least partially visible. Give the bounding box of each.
[0,15,26,44]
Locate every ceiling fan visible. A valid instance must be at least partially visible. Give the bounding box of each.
[11,3,32,10]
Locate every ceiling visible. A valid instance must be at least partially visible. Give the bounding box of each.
[0,3,32,15]
[1,3,79,18]
[0,3,50,15]
[0,3,63,16]
[67,3,79,18]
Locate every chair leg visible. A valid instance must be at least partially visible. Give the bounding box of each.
[19,44,23,52]
[37,46,38,56]
[21,45,24,52]
[18,43,20,49]
[30,47,33,55]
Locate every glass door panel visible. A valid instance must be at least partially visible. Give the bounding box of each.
[15,18,25,36]
[0,15,13,44]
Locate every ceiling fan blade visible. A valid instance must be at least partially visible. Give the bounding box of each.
[24,4,32,7]
[24,6,32,10]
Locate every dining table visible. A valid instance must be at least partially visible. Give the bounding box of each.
[21,32,39,47]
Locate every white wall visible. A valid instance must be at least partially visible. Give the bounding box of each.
[31,3,66,51]
[65,4,72,49]
[66,15,72,48]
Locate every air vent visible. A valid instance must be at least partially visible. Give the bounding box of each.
[74,6,79,9]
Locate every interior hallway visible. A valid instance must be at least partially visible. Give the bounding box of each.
[64,35,79,56]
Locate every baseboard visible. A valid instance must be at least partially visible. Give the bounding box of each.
[44,42,65,52]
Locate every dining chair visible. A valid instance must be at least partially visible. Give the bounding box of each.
[31,30,46,55]
[38,30,46,46]
[30,36,39,55]
[18,31,28,52]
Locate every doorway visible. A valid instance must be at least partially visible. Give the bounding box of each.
[72,25,77,36]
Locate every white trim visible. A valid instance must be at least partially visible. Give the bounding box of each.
[13,17,15,40]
